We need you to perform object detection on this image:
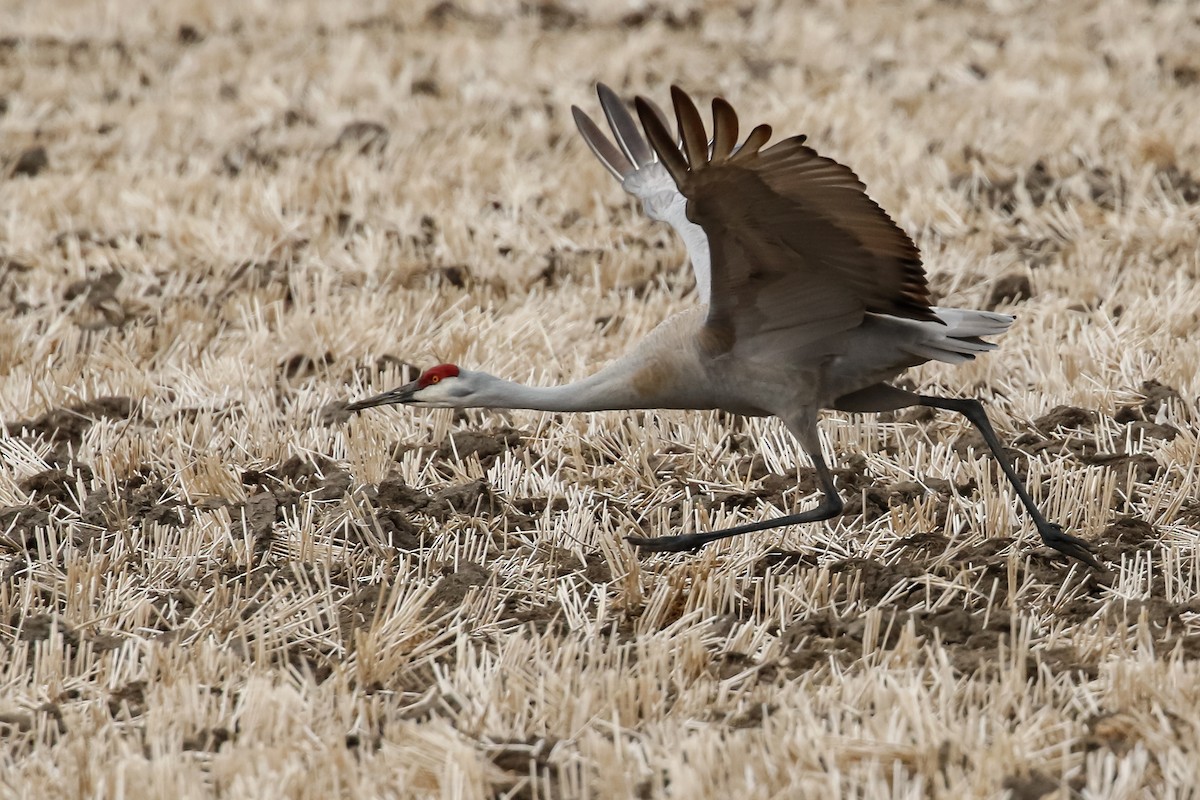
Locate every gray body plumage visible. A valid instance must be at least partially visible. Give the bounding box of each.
[534,304,1013,420]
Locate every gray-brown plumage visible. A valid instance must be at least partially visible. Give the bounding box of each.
[350,85,1099,569]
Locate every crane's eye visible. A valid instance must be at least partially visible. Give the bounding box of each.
[418,363,459,388]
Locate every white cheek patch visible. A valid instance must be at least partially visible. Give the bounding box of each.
[413,379,463,407]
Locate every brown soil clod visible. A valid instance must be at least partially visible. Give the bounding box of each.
[752,549,820,576]
[840,486,891,523]
[1077,452,1163,483]
[426,562,492,612]
[349,355,420,384]
[1094,516,1158,561]
[9,145,49,177]
[1033,405,1097,434]
[375,475,432,514]
[371,509,424,550]
[0,506,51,550]
[888,477,975,504]
[702,489,765,511]
[426,480,495,520]
[182,727,234,753]
[62,270,129,328]
[19,465,91,509]
[437,428,525,465]
[1126,421,1179,441]
[279,351,335,382]
[333,121,389,154]
[122,476,189,529]
[1001,771,1059,800]
[985,273,1033,309]
[5,396,135,445]
[912,607,976,644]
[888,531,952,555]
[237,492,277,539]
[18,613,79,647]
[1137,379,1182,415]
[63,269,121,303]
[488,736,558,777]
[277,454,350,500]
[511,496,569,516]
[582,552,611,583]
[828,557,922,604]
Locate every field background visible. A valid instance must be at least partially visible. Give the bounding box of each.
[2,0,1199,797]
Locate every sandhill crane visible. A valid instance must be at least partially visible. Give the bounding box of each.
[349,85,1098,568]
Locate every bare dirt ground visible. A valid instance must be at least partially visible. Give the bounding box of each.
[2,0,1199,797]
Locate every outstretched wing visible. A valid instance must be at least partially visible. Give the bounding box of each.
[634,86,937,357]
[572,84,713,305]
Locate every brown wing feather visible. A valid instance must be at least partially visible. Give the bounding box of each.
[710,98,738,162]
[735,124,773,159]
[634,96,688,185]
[640,86,936,354]
[671,86,709,168]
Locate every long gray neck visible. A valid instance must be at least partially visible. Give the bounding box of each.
[468,367,660,412]
[462,310,707,413]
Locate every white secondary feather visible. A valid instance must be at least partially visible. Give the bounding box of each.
[623,164,712,305]
[572,85,713,306]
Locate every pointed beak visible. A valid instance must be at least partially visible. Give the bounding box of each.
[346,381,419,411]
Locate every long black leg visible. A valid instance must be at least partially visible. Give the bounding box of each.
[628,414,843,552]
[919,395,1099,568]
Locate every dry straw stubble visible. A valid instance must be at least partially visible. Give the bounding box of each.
[1,0,1200,797]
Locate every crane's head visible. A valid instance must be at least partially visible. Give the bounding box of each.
[347,363,473,410]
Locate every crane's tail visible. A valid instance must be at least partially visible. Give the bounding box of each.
[902,307,1015,364]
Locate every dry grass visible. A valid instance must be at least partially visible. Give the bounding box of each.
[2,0,1199,797]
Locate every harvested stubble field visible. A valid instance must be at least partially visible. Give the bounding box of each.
[1,0,1199,797]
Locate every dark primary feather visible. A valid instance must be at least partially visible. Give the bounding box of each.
[635,86,937,354]
[710,97,738,162]
[638,96,676,148]
[637,95,689,185]
[672,86,709,168]
[737,124,774,159]
[597,83,654,168]
[571,84,679,183]
[571,105,632,180]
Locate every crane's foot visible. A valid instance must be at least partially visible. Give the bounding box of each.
[1037,522,1102,570]
[625,532,710,552]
